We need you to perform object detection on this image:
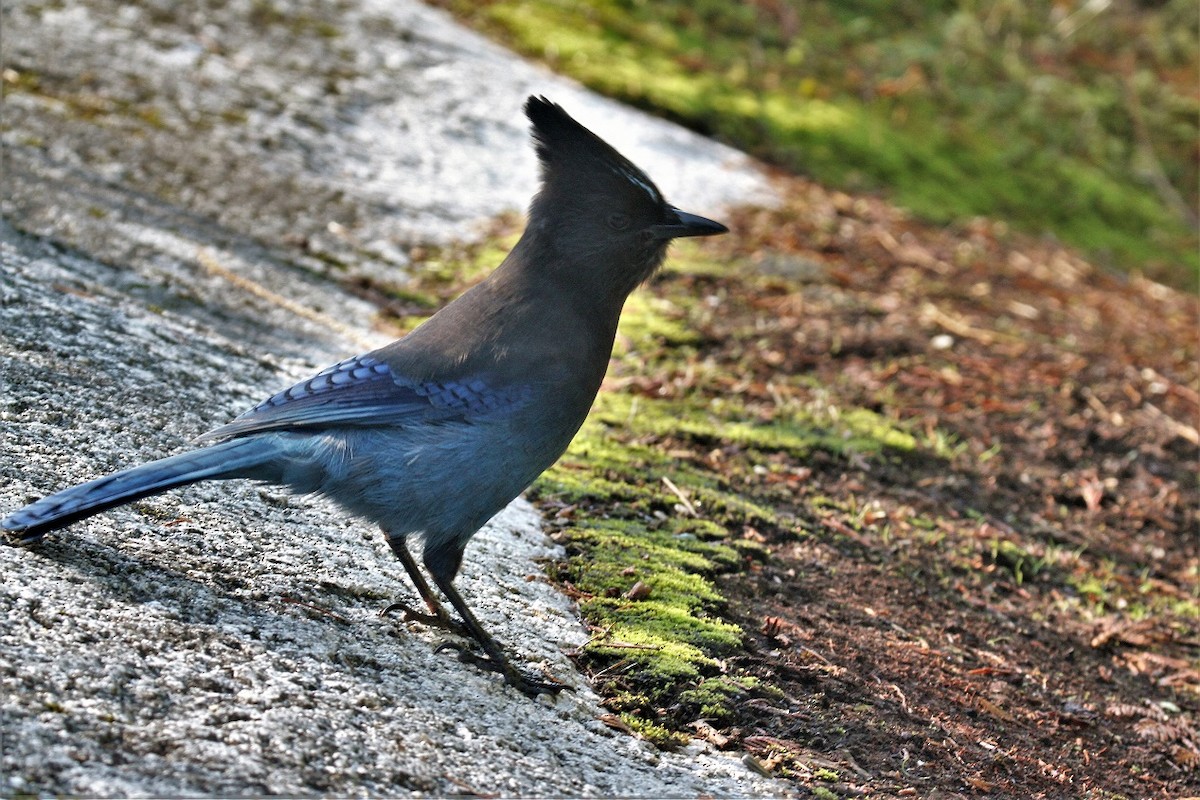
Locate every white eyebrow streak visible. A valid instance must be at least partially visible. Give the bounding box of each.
[613,163,663,205]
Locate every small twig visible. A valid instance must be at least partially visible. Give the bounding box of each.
[798,644,834,665]
[891,684,912,713]
[920,302,1020,345]
[591,658,636,682]
[838,749,874,780]
[820,515,873,547]
[278,595,350,624]
[589,641,663,651]
[197,249,378,351]
[1144,402,1199,445]
[579,623,615,649]
[444,776,499,799]
[661,475,698,517]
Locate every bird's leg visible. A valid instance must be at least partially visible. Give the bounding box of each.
[428,571,567,697]
[381,535,470,639]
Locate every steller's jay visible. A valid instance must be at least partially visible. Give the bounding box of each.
[2,96,728,696]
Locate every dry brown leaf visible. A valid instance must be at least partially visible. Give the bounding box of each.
[1134,718,1188,743]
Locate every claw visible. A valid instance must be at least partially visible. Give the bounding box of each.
[435,641,569,697]
[383,533,569,698]
[380,600,472,639]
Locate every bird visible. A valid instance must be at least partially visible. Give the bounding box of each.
[1,95,729,696]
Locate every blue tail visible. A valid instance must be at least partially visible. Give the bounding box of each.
[2,438,275,544]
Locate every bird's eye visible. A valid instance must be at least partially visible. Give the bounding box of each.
[607,213,631,231]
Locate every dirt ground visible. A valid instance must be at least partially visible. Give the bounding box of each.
[573,175,1199,798]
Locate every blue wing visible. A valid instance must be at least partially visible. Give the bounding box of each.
[196,354,533,442]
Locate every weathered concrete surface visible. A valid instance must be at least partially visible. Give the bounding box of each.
[0,0,785,796]
[2,0,772,281]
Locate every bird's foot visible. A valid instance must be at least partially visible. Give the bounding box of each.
[380,600,472,639]
[435,641,569,697]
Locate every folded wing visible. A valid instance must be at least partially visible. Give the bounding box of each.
[197,354,533,442]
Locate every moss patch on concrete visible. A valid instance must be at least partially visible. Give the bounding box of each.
[522,243,940,738]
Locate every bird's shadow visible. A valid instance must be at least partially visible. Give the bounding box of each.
[5,522,391,640]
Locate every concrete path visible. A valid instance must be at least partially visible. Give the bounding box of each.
[1,1,786,795]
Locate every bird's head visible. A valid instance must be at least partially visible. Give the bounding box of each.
[523,96,727,298]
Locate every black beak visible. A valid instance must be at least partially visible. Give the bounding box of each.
[650,207,729,240]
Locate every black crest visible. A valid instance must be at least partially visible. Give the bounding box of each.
[524,96,665,207]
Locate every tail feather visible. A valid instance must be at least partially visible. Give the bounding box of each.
[2,438,276,544]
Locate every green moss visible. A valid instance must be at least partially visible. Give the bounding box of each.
[433,0,1199,288]
[677,675,760,724]
[619,714,691,748]
[524,279,962,730]
[589,390,919,466]
[613,293,701,355]
[661,240,735,278]
[544,505,747,697]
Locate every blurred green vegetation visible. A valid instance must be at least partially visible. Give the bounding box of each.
[433,0,1199,288]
